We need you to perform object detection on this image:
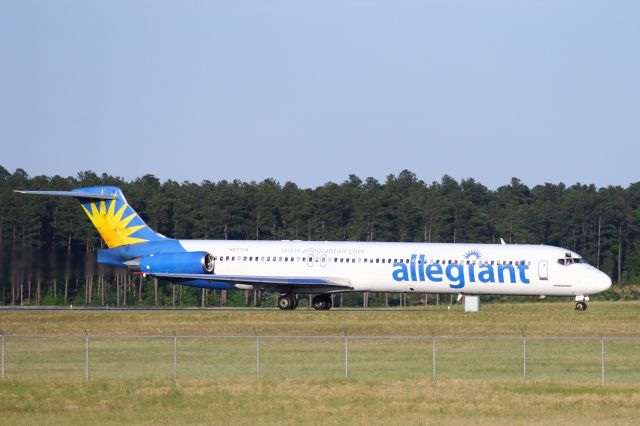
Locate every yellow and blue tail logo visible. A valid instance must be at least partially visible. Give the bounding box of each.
[78,190,165,248]
[16,186,166,249]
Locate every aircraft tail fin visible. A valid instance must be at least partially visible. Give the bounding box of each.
[16,186,167,248]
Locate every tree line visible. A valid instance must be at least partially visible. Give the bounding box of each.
[0,165,638,307]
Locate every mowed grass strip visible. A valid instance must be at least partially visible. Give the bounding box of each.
[2,301,640,337]
[2,303,640,424]
[1,378,640,425]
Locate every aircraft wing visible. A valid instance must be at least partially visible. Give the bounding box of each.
[148,272,353,293]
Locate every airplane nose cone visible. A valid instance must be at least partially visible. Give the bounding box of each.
[597,271,612,293]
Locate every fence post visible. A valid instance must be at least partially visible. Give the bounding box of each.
[84,330,89,381]
[256,335,260,377]
[172,330,177,382]
[522,335,527,382]
[432,336,436,380]
[344,330,349,378]
[601,337,605,385]
[1,332,4,379]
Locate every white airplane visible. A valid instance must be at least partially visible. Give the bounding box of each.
[17,186,612,310]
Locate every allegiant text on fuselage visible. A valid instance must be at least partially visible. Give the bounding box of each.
[392,254,531,289]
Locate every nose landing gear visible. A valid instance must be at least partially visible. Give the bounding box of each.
[575,301,587,311]
[575,295,589,311]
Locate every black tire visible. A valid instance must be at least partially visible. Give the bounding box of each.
[312,294,332,311]
[289,295,298,310]
[278,295,292,310]
[312,295,325,310]
[575,301,587,311]
[323,297,333,310]
[312,299,324,310]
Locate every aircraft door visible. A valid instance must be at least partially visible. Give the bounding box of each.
[538,260,548,280]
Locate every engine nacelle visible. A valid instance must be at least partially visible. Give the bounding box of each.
[139,252,214,274]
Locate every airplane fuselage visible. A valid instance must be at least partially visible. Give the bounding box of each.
[177,240,611,297]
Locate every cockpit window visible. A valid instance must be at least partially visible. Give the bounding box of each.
[558,257,586,266]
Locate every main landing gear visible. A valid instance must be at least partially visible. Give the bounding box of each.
[277,293,333,310]
[312,294,332,311]
[277,294,298,310]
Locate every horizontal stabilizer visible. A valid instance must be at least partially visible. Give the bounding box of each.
[15,186,166,248]
[14,190,117,200]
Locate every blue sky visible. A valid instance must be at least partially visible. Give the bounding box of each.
[1,0,638,188]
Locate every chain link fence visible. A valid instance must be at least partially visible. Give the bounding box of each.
[2,333,640,383]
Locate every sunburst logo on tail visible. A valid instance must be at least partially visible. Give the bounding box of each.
[81,200,149,248]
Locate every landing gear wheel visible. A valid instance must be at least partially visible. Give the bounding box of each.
[278,294,297,310]
[312,294,332,311]
[575,301,587,311]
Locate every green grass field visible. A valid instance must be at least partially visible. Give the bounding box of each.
[1,301,640,424]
